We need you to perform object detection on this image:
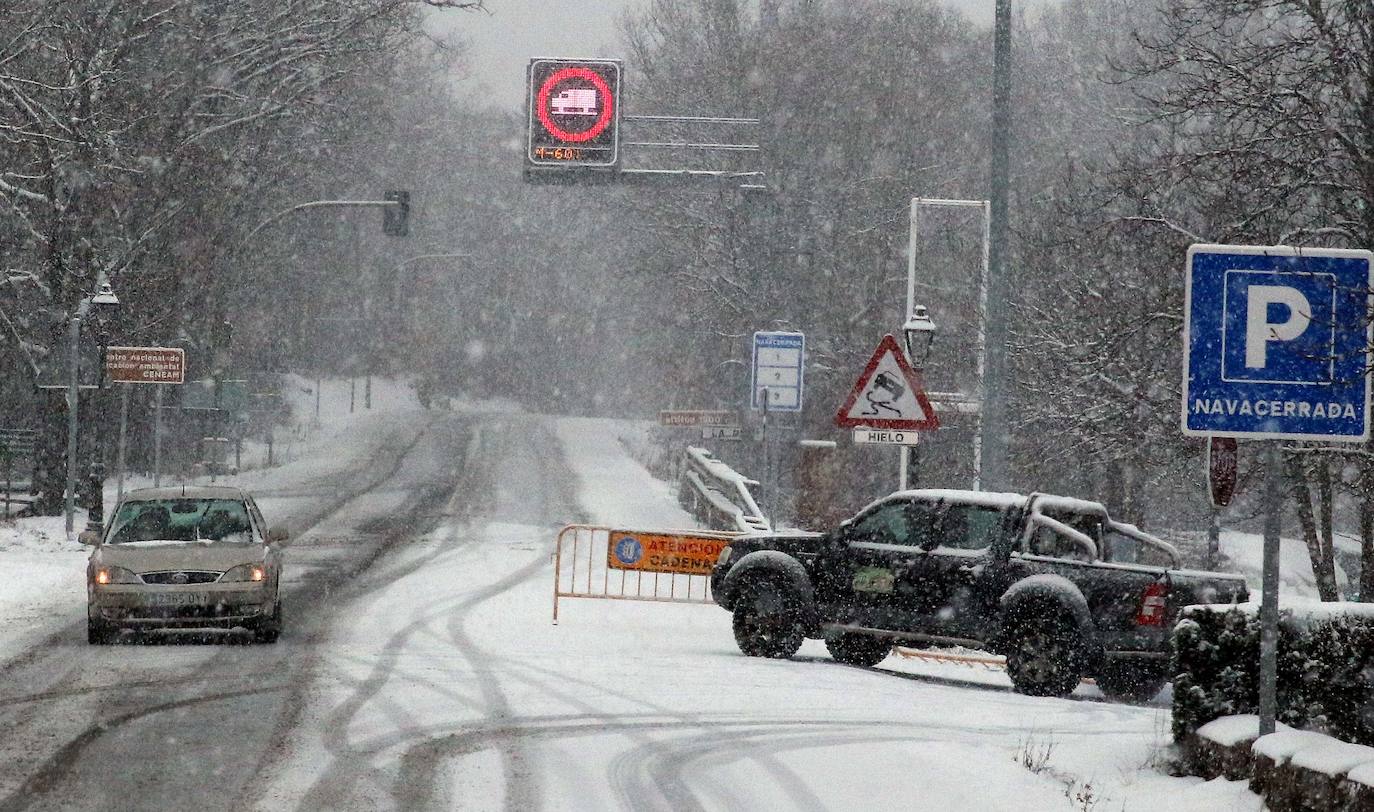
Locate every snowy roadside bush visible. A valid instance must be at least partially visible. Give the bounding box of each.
[1173,604,1374,747]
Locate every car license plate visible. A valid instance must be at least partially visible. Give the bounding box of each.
[852,567,895,594]
[148,592,205,607]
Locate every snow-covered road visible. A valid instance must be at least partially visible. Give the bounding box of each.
[0,406,1261,811]
[253,414,1257,812]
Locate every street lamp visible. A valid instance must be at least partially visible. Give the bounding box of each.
[902,305,936,367]
[65,273,120,535]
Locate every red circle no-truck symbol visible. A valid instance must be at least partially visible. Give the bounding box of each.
[536,66,614,143]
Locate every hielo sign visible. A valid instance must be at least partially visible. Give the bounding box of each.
[1182,244,1373,441]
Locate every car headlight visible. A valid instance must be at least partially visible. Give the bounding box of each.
[717,546,732,566]
[220,563,267,583]
[94,566,140,585]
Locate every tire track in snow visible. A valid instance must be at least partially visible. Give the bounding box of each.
[265,422,496,810]
[287,416,575,810]
[607,726,925,812]
[387,416,583,810]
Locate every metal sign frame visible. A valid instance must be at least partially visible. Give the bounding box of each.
[523,57,764,188]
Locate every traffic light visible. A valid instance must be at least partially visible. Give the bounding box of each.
[383,190,410,236]
[527,59,622,169]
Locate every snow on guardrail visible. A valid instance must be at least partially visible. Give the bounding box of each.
[677,446,770,534]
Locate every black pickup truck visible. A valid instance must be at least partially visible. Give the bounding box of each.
[710,488,1248,701]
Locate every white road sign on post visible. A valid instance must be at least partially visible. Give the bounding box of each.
[751,331,804,412]
[852,428,919,446]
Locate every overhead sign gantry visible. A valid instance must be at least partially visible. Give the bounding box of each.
[524,56,762,187]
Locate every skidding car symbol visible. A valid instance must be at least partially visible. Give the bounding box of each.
[551,88,598,116]
[862,371,905,416]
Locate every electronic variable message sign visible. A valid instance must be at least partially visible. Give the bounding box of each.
[527,58,622,168]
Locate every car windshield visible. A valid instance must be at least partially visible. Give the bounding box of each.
[106,498,255,544]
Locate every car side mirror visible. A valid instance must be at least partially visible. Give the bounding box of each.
[267,526,290,544]
[78,530,100,546]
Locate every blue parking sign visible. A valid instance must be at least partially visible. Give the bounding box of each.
[1183,244,1373,441]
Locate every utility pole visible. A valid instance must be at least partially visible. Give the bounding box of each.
[982,0,1013,491]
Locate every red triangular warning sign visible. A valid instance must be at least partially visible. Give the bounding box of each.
[834,334,940,430]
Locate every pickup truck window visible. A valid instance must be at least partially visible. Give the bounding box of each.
[850,501,924,546]
[1027,518,1097,562]
[935,505,1003,550]
[1103,528,1176,567]
[1039,509,1104,545]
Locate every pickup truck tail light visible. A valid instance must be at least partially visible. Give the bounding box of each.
[1135,580,1169,627]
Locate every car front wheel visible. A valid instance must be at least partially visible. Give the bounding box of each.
[252,598,283,644]
[87,617,115,645]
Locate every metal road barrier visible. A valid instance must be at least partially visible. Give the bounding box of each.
[553,524,743,622]
[678,446,771,534]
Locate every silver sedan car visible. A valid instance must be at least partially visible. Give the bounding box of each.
[82,485,288,644]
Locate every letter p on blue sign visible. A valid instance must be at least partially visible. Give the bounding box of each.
[1183,244,1373,442]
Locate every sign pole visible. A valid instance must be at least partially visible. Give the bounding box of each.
[761,386,772,524]
[899,445,910,491]
[1259,439,1283,736]
[115,385,129,501]
[152,385,164,488]
[1206,508,1221,571]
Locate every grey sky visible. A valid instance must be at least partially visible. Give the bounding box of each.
[428,1,1055,108]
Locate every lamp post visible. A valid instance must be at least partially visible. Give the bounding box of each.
[899,306,936,490]
[983,0,1014,490]
[64,275,120,536]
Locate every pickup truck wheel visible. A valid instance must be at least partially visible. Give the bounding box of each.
[825,632,891,667]
[1005,615,1083,698]
[732,579,804,659]
[1094,661,1168,703]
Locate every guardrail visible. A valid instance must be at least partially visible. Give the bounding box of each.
[678,446,770,534]
[553,524,743,622]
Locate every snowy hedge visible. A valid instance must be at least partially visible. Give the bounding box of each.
[1172,602,1374,747]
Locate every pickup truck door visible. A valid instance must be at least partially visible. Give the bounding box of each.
[833,497,937,630]
[840,498,1008,637]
